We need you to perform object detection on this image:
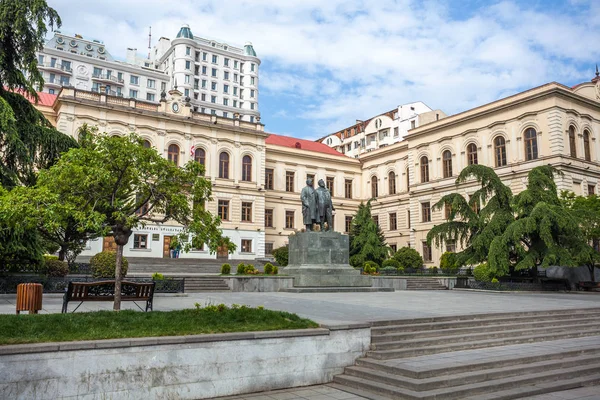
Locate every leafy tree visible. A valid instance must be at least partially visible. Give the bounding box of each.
[488,166,594,277]
[272,245,289,266]
[393,247,423,270]
[439,252,460,274]
[32,132,235,310]
[427,165,514,267]
[349,200,390,266]
[561,191,600,281]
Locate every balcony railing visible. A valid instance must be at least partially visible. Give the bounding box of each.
[46,77,71,87]
[38,62,72,73]
[91,87,124,97]
[91,73,125,84]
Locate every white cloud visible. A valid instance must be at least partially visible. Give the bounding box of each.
[47,0,600,138]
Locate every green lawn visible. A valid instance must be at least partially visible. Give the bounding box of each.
[0,306,319,345]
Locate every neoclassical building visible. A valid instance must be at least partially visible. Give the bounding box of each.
[33,71,600,265]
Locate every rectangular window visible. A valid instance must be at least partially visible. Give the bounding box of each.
[60,76,70,86]
[201,93,206,101]
[307,173,315,182]
[185,60,191,70]
[285,211,294,229]
[93,67,102,77]
[223,98,229,106]
[184,88,189,97]
[223,112,228,118]
[411,120,416,129]
[390,244,397,252]
[211,95,216,103]
[373,215,379,227]
[233,100,238,108]
[588,184,596,196]
[129,89,138,98]
[422,242,432,262]
[286,171,295,192]
[241,239,252,253]
[224,84,229,93]
[224,58,230,67]
[202,52,207,61]
[265,168,274,190]
[133,234,148,249]
[445,203,451,220]
[147,79,156,89]
[265,209,274,228]
[241,202,253,222]
[234,60,239,69]
[345,216,353,233]
[185,46,191,56]
[37,55,44,64]
[211,81,217,90]
[202,66,207,75]
[224,71,230,80]
[265,242,274,255]
[389,213,397,230]
[407,210,411,229]
[146,93,155,101]
[234,73,238,82]
[251,76,255,85]
[212,54,218,63]
[344,179,352,199]
[233,87,238,96]
[250,103,255,110]
[218,200,229,220]
[211,68,217,77]
[446,240,456,253]
[201,79,207,88]
[422,202,431,222]
[394,127,399,137]
[130,75,139,85]
[160,81,166,91]
[184,75,190,84]
[251,63,255,72]
[326,177,334,196]
[250,89,255,98]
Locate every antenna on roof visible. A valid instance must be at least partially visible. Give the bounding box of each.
[147,26,152,60]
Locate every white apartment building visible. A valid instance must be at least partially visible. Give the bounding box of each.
[37,32,169,102]
[319,102,445,158]
[152,25,261,123]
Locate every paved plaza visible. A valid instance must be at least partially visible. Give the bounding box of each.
[2,289,599,325]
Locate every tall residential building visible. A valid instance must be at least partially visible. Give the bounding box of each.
[153,25,261,123]
[36,31,169,101]
[318,101,445,158]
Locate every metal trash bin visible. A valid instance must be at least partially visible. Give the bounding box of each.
[16,283,43,314]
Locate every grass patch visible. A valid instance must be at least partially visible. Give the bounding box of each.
[0,305,319,345]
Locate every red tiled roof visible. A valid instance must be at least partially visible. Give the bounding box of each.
[266,133,348,157]
[9,88,57,107]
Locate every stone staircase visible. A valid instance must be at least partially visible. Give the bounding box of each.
[332,308,600,399]
[104,257,264,275]
[405,277,448,290]
[184,276,231,293]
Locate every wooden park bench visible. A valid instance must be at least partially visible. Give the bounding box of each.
[577,281,600,291]
[62,280,155,313]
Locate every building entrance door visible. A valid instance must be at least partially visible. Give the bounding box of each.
[163,236,172,258]
[217,244,229,261]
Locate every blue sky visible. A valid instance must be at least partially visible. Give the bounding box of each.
[48,0,599,140]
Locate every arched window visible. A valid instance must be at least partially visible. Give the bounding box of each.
[442,150,452,178]
[569,126,577,158]
[524,128,538,161]
[388,171,396,195]
[242,155,252,181]
[494,137,507,167]
[467,143,478,165]
[219,152,230,179]
[194,148,206,166]
[583,130,591,161]
[168,144,179,165]
[371,176,378,198]
[420,156,429,183]
[142,140,151,149]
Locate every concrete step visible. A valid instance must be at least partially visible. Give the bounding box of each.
[367,327,600,359]
[345,353,600,391]
[355,345,600,379]
[279,287,394,293]
[184,277,230,292]
[372,314,600,341]
[370,308,600,330]
[371,321,600,350]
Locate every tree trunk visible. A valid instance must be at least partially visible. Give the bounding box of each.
[590,265,596,283]
[112,225,132,311]
[113,244,124,311]
[58,246,67,261]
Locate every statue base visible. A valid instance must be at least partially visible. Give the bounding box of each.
[282,231,374,288]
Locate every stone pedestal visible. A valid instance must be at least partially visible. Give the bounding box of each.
[282,231,373,288]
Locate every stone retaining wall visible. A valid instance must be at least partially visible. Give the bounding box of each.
[0,326,370,400]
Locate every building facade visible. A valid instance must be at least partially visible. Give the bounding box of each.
[33,71,600,265]
[37,32,169,101]
[153,25,261,122]
[318,102,445,158]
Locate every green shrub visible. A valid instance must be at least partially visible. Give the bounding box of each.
[152,272,165,280]
[221,263,231,275]
[236,262,246,274]
[43,254,59,262]
[439,252,460,275]
[244,264,256,274]
[264,263,274,274]
[90,251,129,278]
[363,260,380,272]
[272,245,289,266]
[382,259,401,269]
[473,263,492,282]
[349,254,365,269]
[431,266,438,275]
[43,259,69,277]
[363,264,377,274]
[491,277,499,283]
[272,266,279,275]
[393,247,423,270]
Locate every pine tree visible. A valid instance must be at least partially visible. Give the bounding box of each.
[349,200,390,266]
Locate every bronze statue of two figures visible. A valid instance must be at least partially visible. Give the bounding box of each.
[301,178,335,232]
